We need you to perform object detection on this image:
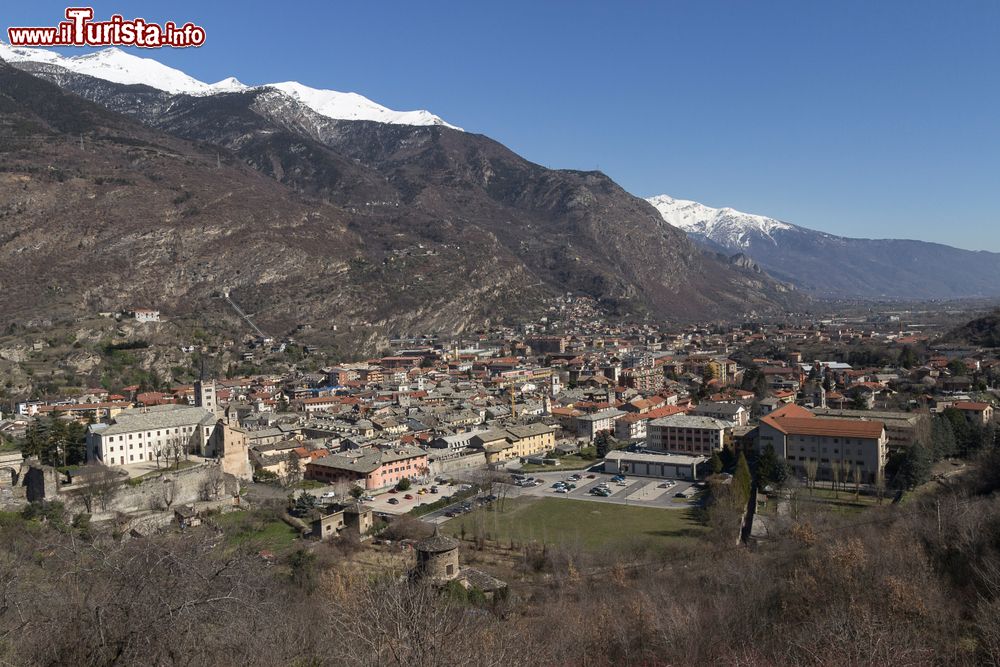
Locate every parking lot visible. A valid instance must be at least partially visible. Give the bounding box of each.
[509,470,701,510]
[324,479,468,516]
[306,469,703,524]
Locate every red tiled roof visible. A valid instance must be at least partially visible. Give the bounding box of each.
[762,403,884,439]
[954,401,990,411]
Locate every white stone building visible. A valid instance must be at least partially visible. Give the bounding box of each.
[86,404,216,467]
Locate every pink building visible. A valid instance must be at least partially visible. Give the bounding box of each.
[305,445,429,490]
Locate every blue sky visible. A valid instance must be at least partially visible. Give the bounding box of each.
[5,1,1000,250]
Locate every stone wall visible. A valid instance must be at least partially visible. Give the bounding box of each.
[63,462,227,514]
[417,548,460,581]
[428,451,488,477]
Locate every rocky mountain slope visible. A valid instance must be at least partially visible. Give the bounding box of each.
[0,63,540,349]
[648,194,1000,299]
[0,52,805,348]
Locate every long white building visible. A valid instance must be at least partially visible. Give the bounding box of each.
[86,404,217,466]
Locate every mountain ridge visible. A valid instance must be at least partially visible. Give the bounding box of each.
[647,194,1000,299]
[0,60,805,347]
[0,42,460,129]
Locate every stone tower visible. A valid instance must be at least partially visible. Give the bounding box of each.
[195,379,219,417]
[414,531,460,582]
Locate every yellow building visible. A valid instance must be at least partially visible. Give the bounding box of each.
[471,423,558,464]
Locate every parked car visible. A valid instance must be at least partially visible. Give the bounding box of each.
[387,497,400,505]
[586,474,597,479]
[555,488,570,494]
[321,491,337,499]
[361,495,375,502]
[404,494,414,500]
[430,486,439,494]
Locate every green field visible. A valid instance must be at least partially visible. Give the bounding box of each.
[444,497,706,550]
[517,455,599,473]
[212,510,300,553]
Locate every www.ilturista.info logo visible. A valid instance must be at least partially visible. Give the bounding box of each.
[7,7,206,48]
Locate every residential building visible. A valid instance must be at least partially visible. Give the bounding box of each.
[758,403,888,485]
[305,445,428,490]
[951,401,994,425]
[646,414,730,456]
[812,408,929,450]
[575,408,626,442]
[470,423,558,464]
[692,401,749,427]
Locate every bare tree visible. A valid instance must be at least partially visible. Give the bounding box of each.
[803,459,819,495]
[74,463,122,513]
[284,451,302,488]
[200,466,225,501]
[160,477,177,509]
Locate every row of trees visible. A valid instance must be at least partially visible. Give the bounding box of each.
[20,414,88,467]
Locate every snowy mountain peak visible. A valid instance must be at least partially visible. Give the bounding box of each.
[0,42,459,129]
[266,81,461,130]
[646,194,794,248]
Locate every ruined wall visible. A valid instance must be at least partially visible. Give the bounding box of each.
[63,462,225,514]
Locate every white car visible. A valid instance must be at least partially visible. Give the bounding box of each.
[321,491,337,499]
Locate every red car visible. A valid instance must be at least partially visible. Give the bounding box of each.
[404,494,414,500]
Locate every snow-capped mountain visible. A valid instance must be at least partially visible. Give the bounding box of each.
[0,42,460,129]
[647,193,1000,299]
[646,194,796,248]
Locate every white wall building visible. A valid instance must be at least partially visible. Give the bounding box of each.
[86,405,216,466]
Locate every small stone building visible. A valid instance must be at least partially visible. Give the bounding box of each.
[414,530,508,599]
[310,502,374,541]
[414,533,461,582]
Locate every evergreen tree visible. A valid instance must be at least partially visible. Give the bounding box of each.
[930,414,957,460]
[733,452,752,504]
[710,451,723,475]
[720,444,736,472]
[595,432,612,459]
[898,345,918,369]
[756,443,779,487]
[893,440,932,490]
